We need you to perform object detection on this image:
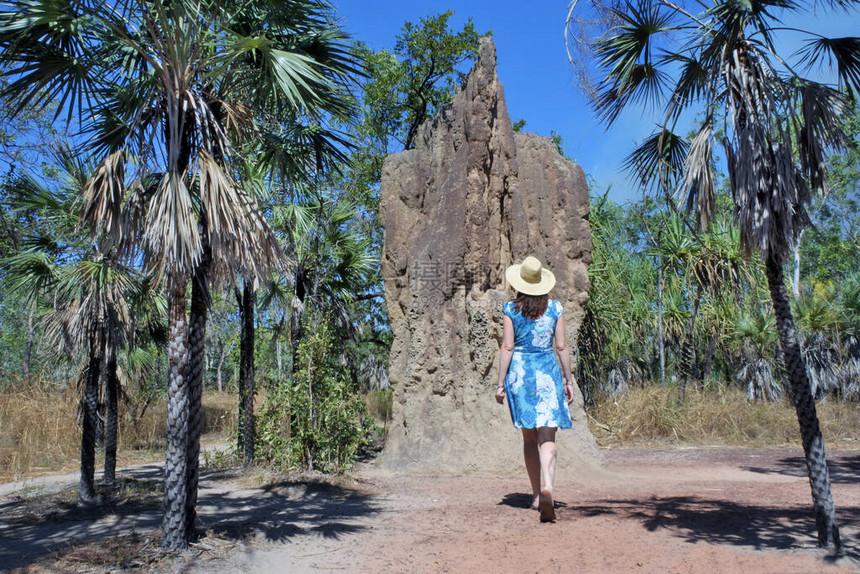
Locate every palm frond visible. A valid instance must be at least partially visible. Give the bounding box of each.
[84,75,159,159]
[198,151,280,282]
[811,0,860,10]
[592,0,678,125]
[219,35,330,110]
[1,251,60,299]
[259,122,352,183]
[0,0,96,120]
[144,170,201,278]
[798,37,860,96]
[82,149,127,249]
[796,81,848,192]
[272,202,317,236]
[622,127,689,195]
[707,0,798,47]
[677,120,715,229]
[663,52,712,121]
[593,62,673,125]
[5,172,79,233]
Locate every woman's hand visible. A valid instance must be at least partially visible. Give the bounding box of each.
[564,382,574,405]
[495,385,506,404]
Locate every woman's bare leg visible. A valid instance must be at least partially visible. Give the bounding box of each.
[537,427,558,494]
[521,428,541,507]
[537,427,558,522]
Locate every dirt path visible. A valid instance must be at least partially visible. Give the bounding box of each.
[4,447,860,573]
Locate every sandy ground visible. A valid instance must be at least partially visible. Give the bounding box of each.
[3,447,860,573]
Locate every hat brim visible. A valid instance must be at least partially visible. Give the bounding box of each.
[505,264,556,296]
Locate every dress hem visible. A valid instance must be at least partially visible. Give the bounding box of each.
[511,423,572,430]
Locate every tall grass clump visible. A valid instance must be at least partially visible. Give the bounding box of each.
[589,385,860,448]
[0,385,237,481]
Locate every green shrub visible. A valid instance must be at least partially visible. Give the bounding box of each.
[256,317,375,473]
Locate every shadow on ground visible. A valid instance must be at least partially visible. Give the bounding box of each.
[201,476,377,542]
[498,492,569,510]
[743,452,860,483]
[0,466,378,571]
[568,495,860,552]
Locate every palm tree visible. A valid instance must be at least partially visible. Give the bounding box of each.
[836,274,860,399]
[230,124,351,467]
[732,308,783,401]
[582,0,860,549]
[235,275,256,465]
[254,195,375,471]
[48,258,135,495]
[0,0,357,549]
[1,160,138,501]
[277,198,375,365]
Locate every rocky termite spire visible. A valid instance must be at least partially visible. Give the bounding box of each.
[380,37,599,474]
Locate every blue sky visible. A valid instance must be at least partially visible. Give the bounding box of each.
[333,0,858,204]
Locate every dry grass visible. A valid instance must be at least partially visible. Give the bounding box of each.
[588,385,860,449]
[0,386,238,482]
[364,389,393,423]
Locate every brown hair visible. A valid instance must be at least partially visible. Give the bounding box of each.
[514,293,549,320]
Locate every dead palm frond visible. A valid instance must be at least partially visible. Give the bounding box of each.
[198,151,279,282]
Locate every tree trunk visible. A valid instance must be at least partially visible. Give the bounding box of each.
[272,314,285,373]
[677,285,702,405]
[765,254,841,551]
[792,230,804,300]
[23,306,34,380]
[79,326,103,503]
[216,337,226,393]
[162,273,190,550]
[96,372,105,448]
[700,335,716,387]
[238,279,256,465]
[185,247,209,539]
[657,262,665,387]
[289,279,305,379]
[103,352,119,485]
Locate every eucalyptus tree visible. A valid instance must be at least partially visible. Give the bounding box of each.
[354,10,482,153]
[0,0,357,549]
[345,11,484,284]
[584,0,860,549]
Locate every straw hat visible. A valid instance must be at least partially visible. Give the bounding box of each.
[505,256,556,295]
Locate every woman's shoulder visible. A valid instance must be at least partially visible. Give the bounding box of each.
[550,299,563,314]
[502,300,517,316]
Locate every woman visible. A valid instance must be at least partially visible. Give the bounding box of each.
[495,256,575,523]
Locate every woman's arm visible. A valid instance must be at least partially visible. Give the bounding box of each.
[555,315,575,405]
[495,315,515,404]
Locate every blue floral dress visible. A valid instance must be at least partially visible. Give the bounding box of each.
[503,299,572,429]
